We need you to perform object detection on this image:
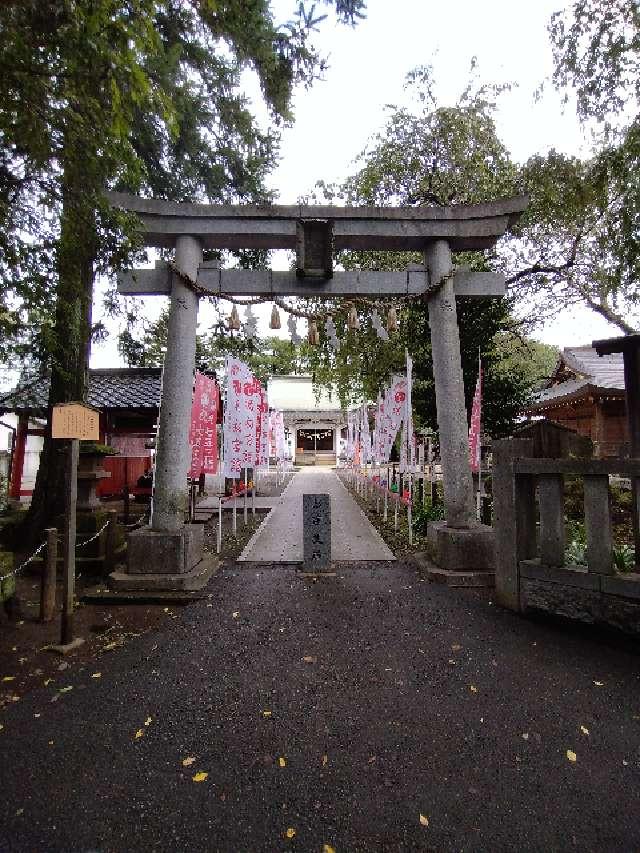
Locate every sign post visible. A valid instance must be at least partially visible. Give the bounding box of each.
[51,403,99,651]
[62,437,79,645]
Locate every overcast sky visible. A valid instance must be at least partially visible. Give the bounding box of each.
[91,0,620,369]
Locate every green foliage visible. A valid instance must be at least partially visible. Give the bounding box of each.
[0,0,365,536]
[123,305,311,383]
[303,67,543,437]
[0,0,366,370]
[612,543,635,574]
[540,1,640,332]
[549,0,640,122]
[565,520,587,566]
[412,502,445,536]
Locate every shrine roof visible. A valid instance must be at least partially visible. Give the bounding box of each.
[526,346,625,411]
[267,375,343,412]
[0,368,162,415]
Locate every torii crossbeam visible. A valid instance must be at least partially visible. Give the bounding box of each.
[108,193,528,590]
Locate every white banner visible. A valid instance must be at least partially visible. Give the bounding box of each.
[223,356,261,478]
[270,410,286,462]
[361,402,371,464]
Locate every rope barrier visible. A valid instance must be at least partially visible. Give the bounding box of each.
[2,541,47,580]
[74,518,111,550]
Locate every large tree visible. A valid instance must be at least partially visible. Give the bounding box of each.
[509,0,640,334]
[303,67,545,438]
[0,0,364,539]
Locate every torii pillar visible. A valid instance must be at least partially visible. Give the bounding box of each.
[423,240,495,583]
[111,236,217,591]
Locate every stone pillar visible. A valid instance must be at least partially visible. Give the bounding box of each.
[151,236,201,533]
[425,241,476,529]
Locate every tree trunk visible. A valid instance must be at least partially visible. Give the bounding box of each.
[22,159,96,545]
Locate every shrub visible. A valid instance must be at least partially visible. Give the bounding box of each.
[412,502,445,536]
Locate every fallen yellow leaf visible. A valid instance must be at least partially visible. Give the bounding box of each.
[278,756,286,767]
[262,709,272,718]
[134,729,144,740]
[192,771,208,783]
[451,644,462,651]
[567,749,577,763]
[322,754,328,767]
[419,813,429,826]
[144,716,152,726]
[91,673,101,679]
[182,757,196,767]
[285,828,296,839]
[302,655,317,663]
[48,740,54,745]
[580,725,589,736]
[2,676,15,682]
[470,685,478,693]
[323,845,336,853]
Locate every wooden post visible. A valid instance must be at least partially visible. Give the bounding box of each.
[394,493,399,531]
[40,527,57,623]
[383,484,388,521]
[217,497,222,554]
[61,438,79,646]
[105,510,118,573]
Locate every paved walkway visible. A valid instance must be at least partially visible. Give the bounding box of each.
[1,564,638,851]
[238,468,395,562]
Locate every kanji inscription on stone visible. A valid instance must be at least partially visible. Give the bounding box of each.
[302,493,331,572]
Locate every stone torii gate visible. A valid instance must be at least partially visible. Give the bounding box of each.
[108,193,527,590]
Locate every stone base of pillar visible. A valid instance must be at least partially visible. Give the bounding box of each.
[426,521,495,576]
[108,524,217,592]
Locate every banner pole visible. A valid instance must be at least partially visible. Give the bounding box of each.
[243,467,248,524]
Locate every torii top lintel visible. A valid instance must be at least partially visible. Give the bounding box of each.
[107,192,528,252]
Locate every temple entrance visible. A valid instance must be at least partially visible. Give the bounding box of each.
[296,427,335,465]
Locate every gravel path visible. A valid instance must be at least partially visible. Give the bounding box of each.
[238,468,395,562]
[0,561,639,851]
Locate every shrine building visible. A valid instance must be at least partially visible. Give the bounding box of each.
[267,375,346,467]
[524,345,627,458]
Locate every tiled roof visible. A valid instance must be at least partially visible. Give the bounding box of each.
[0,368,162,413]
[528,346,625,410]
[560,346,625,389]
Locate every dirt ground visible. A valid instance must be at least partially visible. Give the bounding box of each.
[0,508,263,711]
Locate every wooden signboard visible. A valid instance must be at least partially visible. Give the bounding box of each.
[52,403,99,440]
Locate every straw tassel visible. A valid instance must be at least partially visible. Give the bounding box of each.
[229,305,240,331]
[347,303,359,330]
[387,305,398,333]
[269,304,281,330]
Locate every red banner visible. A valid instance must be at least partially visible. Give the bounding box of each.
[468,361,482,474]
[189,372,219,478]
